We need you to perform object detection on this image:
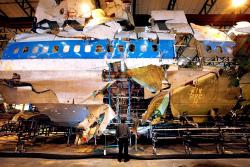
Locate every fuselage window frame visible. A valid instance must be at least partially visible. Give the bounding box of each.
[23,47,29,53]
[96,45,103,53]
[42,46,49,53]
[140,44,147,52]
[52,45,59,53]
[13,48,19,54]
[32,46,39,54]
[85,45,91,53]
[74,45,81,53]
[63,45,70,53]
[118,45,124,52]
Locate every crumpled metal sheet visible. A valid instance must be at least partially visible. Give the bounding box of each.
[170,72,240,123]
[142,91,169,124]
[191,23,233,42]
[240,72,250,102]
[77,104,116,142]
[12,111,48,122]
[127,65,164,93]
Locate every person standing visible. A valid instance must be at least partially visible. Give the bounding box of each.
[116,118,130,162]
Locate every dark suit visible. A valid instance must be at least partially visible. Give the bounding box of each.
[116,123,130,161]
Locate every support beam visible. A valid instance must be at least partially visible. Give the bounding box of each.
[14,0,35,17]
[0,9,8,17]
[133,0,136,17]
[199,0,217,14]
[167,0,177,10]
[1,14,250,28]
[134,14,250,26]
[95,0,100,8]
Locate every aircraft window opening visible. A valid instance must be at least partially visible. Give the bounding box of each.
[13,48,19,54]
[74,45,81,53]
[63,45,70,53]
[23,47,29,53]
[107,45,114,52]
[216,46,223,53]
[140,44,147,52]
[85,45,91,52]
[206,45,212,53]
[152,45,158,52]
[32,46,39,53]
[42,46,49,53]
[52,45,59,53]
[96,45,103,52]
[60,8,64,15]
[129,44,135,52]
[118,45,124,52]
[226,46,233,54]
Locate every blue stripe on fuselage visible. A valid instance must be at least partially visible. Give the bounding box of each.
[1,39,175,60]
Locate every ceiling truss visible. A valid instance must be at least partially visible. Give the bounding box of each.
[199,0,217,14]
[167,0,177,10]
[14,0,35,17]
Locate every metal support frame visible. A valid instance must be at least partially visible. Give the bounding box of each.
[127,78,131,122]
[0,9,8,17]
[167,0,177,10]
[199,0,217,14]
[176,34,194,59]
[95,0,101,8]
[14,0,35,17]
[133,0,136,17]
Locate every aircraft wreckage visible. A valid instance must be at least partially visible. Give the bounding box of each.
[0,0,250,143]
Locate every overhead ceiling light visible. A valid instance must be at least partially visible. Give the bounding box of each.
[81,3,91,13]
[232,0,247,8]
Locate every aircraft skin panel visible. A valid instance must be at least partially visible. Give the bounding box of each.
[2,39,175,60]
[34,103,90,127]
[0,70,105,104]
[0,58,173,72]
[0,57,173,105]
[170,73,240,123]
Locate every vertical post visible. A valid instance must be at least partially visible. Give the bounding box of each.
[104,133,107,155]
[94,135,97,146]
[132,0,136,17]
[108,63,112,106]
[127,78,131,122]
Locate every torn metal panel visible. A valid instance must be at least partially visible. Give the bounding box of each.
[228,22,250,56]
[240,72,250,102]
[127,65,164,93]
[170,72,240,123]
[84,9,112,27]
[144,88,160,99]
[79,104,115,142]
[191,23,232,42]
[115,31,137,39]
[150,11,193,34]
[104,0,129,20]
[77,104,111,130]
[167,66,218,90]
[228,22,250,36]
[83,22,121,39]
[97,105,116,135]
[165,23,193,34]
[142,91,169,124]
[12,111,46,122]
[151,10,188,23]
[35,0,95,23]
[35,103,90,127]
[138,32,157,40]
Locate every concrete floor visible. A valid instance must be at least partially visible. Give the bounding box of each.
[1,158,250,167]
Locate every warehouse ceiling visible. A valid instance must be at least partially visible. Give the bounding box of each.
[0,0,249,18]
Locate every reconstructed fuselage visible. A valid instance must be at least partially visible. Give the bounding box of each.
[1,2,249,142]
